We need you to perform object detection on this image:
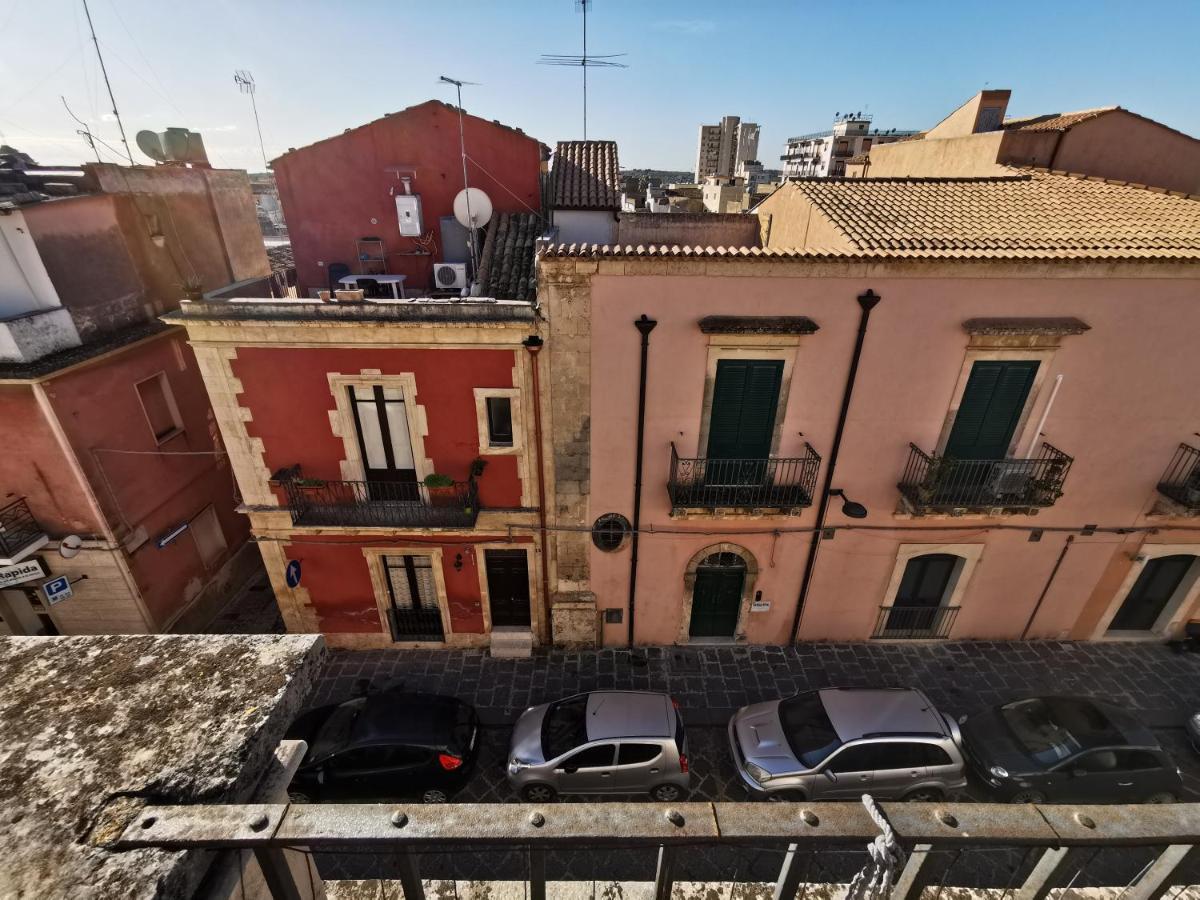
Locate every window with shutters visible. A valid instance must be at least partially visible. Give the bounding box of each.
[705,359,784,460]
[945,360,1039,460]
[473,388,523,458]
[135,372,184,444]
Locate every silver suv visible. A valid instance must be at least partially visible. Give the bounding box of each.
[729,688,966,801]
[507,691,689,802]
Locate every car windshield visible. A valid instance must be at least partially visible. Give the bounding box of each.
[542,695,588,760]
[1000,698,1121,768]
[779,692,842,768]
[309,698,364,761]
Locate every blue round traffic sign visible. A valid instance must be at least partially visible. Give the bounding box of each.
[285,560,302,588]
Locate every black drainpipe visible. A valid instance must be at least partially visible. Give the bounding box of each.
[791,289,880,643]
[628,314,658,647]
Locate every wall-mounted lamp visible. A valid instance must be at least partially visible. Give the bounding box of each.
[453,552,464,572]
[829,488,868,520]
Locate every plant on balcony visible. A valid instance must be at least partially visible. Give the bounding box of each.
[180,276,204,301]
[1028,462,1066,505]
[916,455,954,505]
[1185,466,1200,507]
[423,472,457,508]
[470,457,488,478]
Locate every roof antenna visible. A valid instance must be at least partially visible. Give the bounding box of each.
[234,70,269,169]
[537,0,628,140]
[81,0,133,164]
[62,96,102,164]
[438,75,482,278]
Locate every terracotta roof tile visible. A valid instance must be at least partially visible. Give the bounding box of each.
[1002,107,1117,132]
[550,141,620,210]
[477,212,539,301]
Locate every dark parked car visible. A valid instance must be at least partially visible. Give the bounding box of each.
[962,696,1182,804]
[285,689,479,803]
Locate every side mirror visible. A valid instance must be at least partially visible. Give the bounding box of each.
[823,769,838,782]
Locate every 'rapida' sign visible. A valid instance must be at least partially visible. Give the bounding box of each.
[0,559,45,589]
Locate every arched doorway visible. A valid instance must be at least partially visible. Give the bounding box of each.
[683,544,757,640]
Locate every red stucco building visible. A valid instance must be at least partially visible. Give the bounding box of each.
[0,152,265,634]
[272,99,546,298]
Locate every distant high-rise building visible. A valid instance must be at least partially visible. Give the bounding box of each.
[694,115,760,182]
[780,112,918,178]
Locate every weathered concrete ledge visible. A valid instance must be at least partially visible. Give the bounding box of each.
[0,633,325,900]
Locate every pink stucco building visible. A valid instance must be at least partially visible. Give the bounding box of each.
[538,168,1200,646]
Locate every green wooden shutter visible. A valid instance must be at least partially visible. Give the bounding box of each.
[945,361,1038,460]
[706,360,784,460]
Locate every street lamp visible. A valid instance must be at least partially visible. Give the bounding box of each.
[829,488,868,519]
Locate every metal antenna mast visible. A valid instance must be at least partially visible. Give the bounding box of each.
[234,70,269,169]
[438,75,481,277]
[538,0,627,140]
[62,96,102,164]
[81,0,133,164]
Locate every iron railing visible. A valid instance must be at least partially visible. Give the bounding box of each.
[277,467,479,528]
[898,442,1073,513]
[388,606,445,642]
[110,797,1200,900]
[0,497,45,559]
[1157,443,1200,511]
[873,605,961,639]
[668,443,821,512]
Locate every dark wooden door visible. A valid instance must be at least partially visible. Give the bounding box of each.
[1109,555,1195,632]
[945,361,1039,460]
[689,553,745,638]
[885,553,958,633]
[485,549,532,628]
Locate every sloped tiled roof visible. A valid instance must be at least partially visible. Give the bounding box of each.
[1002,107,1117,132]
[477,212,539,301]
[541,170,1200,261]
[550,141,620,210]
[265,244,294,273]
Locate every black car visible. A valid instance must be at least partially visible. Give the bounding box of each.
[961,696,1182,804]
[285,689,479,803]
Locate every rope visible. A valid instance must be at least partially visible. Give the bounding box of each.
[846,794,906,900]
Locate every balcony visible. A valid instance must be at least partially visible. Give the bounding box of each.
[277,467,480,528]
[1157,443,1200,513]
[0,497,49,564]
[873,604,961,639]
[668,443,820,514]
[898,442,1073,515]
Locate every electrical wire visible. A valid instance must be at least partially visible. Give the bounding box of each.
[466,154,547,222]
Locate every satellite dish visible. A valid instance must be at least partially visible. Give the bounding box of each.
[59,535,83,559]
[453,187,493,230]
[136,130,168,163]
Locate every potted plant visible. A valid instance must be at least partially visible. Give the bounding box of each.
[1185,466,1200,508]
[181,275,204,301]
[470,457,488,479]
[423,472,457,507]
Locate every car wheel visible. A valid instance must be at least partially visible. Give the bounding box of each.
[287,791,312,804]
[1009,790,1046,804]
[1145,791,1177,804]
[421,788,449,804]
[521,783,557,803]
[649,783,683,802]
[902,788,944,802]
[767,790,806,802]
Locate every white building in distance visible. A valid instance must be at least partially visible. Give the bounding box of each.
[781,113,918,177]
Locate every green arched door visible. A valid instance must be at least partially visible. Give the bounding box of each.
[689,552,746,638]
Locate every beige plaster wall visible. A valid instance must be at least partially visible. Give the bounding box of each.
[1045,111,1200,194]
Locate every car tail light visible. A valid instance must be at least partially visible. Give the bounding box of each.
[438,753,463,771]
[679,753,689,774]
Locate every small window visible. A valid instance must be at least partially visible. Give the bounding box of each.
[874,742,952,769]
[826,745,876,775]
[592,513,631,552]
[135,373,183,442]
[618,743,662,765]
[190,506,227,569]
[485,396,514,447]
[562,744,615,770]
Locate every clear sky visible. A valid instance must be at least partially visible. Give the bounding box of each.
[3,0,1198,174]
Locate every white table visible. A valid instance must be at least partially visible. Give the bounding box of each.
[338,273,407,299]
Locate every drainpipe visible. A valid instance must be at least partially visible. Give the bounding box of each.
[791,290,880,643]
[627,315,658,647]
[523,336,552,644]
[1020,535,1073,639]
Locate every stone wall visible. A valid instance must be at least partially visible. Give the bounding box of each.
[615,213,759,249]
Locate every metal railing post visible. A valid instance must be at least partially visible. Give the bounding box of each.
[654,845,677,900]
[396,846,425,900]
[773,843,810,900]
[891,843,934,900]
[1014,846,1089,900]
[254,846,305,900]
[1126,844,1199,900]
[529,847,546,900]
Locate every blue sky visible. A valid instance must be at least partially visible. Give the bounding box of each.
[3,0,1198,173]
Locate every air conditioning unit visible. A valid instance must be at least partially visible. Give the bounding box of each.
[433,262,468,290]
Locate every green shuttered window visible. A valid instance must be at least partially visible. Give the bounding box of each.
[945,361,1038,460]
[706,359,784,460]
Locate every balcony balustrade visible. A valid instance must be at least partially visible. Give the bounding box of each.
[1157,443,1200,512]
[872,604,961,639]
[0,497,48,564]
[898,442,1073,515]
[668,443,820,514]
[276,466,479,528]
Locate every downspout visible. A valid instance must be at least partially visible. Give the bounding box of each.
[791,290,880,643]
[523,336,553,644]
[1020,535,1073,639]
[627,315,658,647]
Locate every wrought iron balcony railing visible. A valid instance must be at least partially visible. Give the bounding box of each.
[898,442,1073,514]
[0,497,48,563]
[1157,443,1200,512]
[873,604,961,639]
[388,606,445,642]
[668,443,820,513]
[277,467,479,528]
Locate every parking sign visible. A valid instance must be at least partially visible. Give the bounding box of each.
[42,576,73,605]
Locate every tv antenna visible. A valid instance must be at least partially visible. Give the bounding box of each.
[538,0,627,140]
[234,70,269,168]
[81,0,133,164]
[62,96,102,164]
[438,75,482,279]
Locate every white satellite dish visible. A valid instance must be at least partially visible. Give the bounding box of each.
[59,535,83,559]
[453,187,493,230]
[136,130,168,163]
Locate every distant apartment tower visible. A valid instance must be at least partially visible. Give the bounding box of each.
[694,116,760,182]
[781,113,917,177]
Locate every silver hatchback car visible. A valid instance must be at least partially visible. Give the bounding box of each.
[729,687,966,801]
[507,691,690,802]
